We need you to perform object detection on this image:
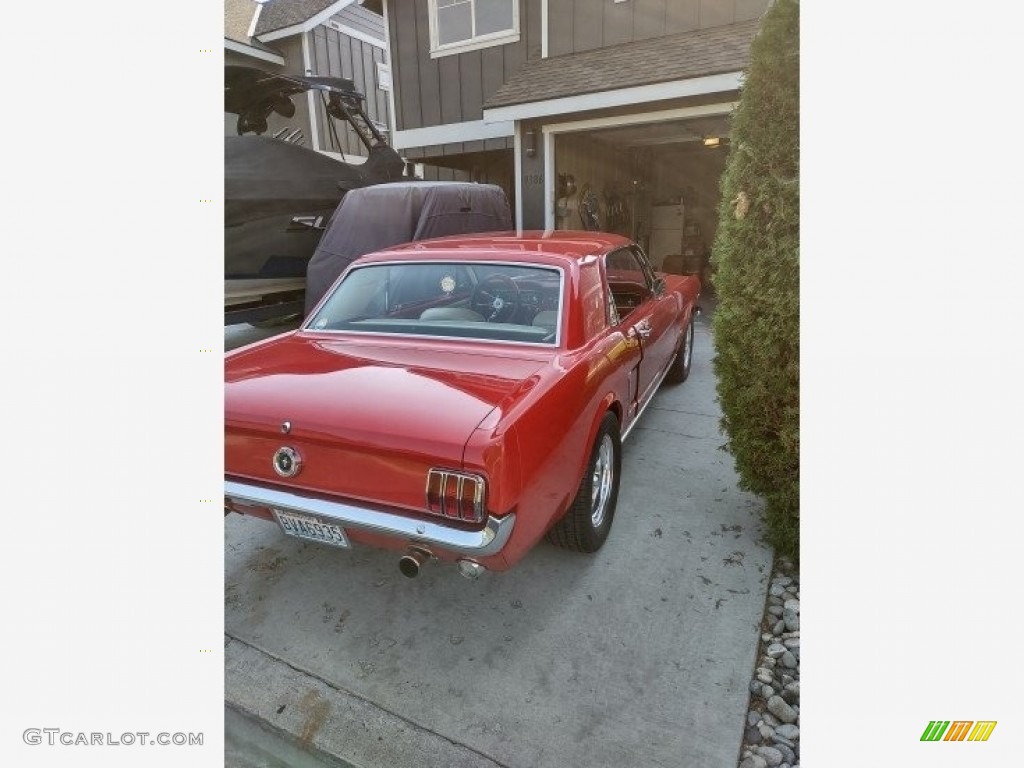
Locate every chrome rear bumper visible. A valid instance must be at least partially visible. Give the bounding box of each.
[224,479,515,557]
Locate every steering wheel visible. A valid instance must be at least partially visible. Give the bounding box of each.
[471,275,520,323]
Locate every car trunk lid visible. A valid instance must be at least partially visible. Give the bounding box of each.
[225,335,545,514]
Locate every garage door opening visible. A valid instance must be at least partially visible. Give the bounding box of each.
[548,109,733,290]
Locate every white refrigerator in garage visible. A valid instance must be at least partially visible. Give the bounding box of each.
[648,204,684,270]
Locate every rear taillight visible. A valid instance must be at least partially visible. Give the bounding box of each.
[425,469,487,523]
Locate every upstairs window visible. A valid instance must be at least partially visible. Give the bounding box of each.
[429,0,519,58]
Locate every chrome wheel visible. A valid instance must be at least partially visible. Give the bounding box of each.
[590,434,615,528]
[682,320,694,371]
[546,412,621,553]
[666,317,695,384]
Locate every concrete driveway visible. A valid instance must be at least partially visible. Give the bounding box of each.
[224,310,772,768]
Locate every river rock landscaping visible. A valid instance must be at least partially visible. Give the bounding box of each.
[738,557,800,768]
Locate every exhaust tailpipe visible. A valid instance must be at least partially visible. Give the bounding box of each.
[399,547,431,578]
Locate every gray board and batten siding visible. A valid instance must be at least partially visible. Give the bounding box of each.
[384,0,540,133]
[332,1,388,39]
[384,0,767,141]
[548,0,768,56]
[307,19,391,158]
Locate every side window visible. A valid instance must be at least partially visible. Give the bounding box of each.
[606,248,652,292]
[429,0,520,58]
[629,245,658,290]
[606,286,621,326]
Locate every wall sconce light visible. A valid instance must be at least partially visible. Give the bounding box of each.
[525,128,537,157]
[702,135,721,148]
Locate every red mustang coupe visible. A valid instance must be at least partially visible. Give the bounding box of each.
[224,231,700,578]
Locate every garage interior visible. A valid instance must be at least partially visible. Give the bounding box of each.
[552,112,731,288]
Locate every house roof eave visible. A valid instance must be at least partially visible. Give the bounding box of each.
[254,0,360,40]
[483,71,745,124]
[483,20,760,114]
[224,37,287,66]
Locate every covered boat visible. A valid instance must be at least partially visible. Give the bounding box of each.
[304,181,515,314]
[224,65,404,325]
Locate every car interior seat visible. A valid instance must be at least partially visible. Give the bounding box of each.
[420,307,486,322]
[531,310,558,330]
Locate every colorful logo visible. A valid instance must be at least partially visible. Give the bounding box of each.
[920,721,997,742]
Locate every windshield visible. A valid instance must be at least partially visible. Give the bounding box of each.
[305,262,563,345]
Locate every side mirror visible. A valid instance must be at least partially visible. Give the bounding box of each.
[653,277,666,296]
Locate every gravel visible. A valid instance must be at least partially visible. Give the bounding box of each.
[737,557,800,768]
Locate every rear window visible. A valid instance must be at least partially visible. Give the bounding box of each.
[305,261,563,345]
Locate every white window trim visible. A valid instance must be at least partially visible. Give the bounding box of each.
[391,118,513,151]
[541,0,548,58]
[381,0,399,145]
[301,32,320,152]
[513,123,524,230]
[428,0,520,59]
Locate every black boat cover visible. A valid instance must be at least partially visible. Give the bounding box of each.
[304,181,514,314]
[224,64,404,283]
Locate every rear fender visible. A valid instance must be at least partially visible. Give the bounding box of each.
[575,393,621,488]
[462,417,521,518]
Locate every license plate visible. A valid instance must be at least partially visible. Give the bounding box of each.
[273,510,350,548]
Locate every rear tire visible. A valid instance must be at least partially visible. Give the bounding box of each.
[546,412,621,553]
[665,315,695,384]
